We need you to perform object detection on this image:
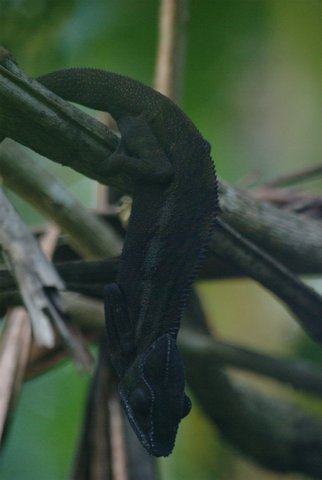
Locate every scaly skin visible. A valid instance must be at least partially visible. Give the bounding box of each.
[38,68,218,456]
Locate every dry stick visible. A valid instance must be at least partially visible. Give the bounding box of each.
[264,163,322,187]
[0,226,62,446]
[0,140,123,259]
[20,300,98,379]
[252,185,322,208]
[0,307,31,444]
[70,341,113,480]
[108,391,128,480]
[254,191,322,220]
[154,0,188,102]
[71,342,128,480]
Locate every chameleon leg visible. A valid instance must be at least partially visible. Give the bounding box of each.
[97,114,173,184]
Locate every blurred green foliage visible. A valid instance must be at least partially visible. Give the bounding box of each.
[0,362,90,480]
[0,1,321,479]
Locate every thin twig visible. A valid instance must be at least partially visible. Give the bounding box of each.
[71,341,129,480]
[154,0,188,102]
[0,307,31,444]
[251,186,322,219]
[264,163,322,187]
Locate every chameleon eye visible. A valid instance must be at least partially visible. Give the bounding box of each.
[130,386,150,414]
[181,394,192,418]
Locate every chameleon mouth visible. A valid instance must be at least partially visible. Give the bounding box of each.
[119,388,154,453]
[119,388,175,457]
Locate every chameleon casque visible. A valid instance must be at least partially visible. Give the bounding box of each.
[37,69,218,456]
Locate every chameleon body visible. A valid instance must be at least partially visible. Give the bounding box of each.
[38,69,218,456]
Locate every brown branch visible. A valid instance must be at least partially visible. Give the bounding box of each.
[219,181,322,273]
[0,51,123,188]
[154,0,188,102]
[0,307,31,444]
[0,139,123,258]
[251,186,322,219]
[264,163,322,187]
[71,343,128,480]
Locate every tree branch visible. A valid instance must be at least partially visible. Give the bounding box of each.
[0,139,123,258]
[219,181,322,273]
[154,0,188,102]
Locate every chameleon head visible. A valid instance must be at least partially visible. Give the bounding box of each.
[119,333,191,457]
